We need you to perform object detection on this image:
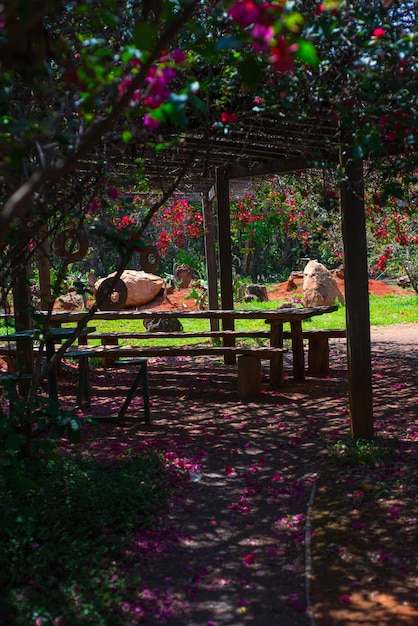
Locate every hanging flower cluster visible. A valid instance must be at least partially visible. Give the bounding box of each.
[228,1,299,72]
[118,50,187,130]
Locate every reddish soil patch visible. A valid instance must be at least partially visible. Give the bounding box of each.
[142,276,413,312]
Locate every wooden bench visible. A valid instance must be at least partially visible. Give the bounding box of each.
[283,329,346,374]
[89,330,271,342]
[86,328,346,375]
[64,344,287,400]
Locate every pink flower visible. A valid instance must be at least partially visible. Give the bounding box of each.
[251,23,274,43]
[171,49,186,64]
[107,187,119,199]
[225,465,234,475]
[373,27,386,37]
[143,113,161,130]
[339,594,351,604]
[243,553,255,565]
[228,1,261,28]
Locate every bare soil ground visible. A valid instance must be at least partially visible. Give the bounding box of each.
[53,278,417,625]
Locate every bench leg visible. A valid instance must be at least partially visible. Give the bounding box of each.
[290,320,305,381]
[238,355,261,398]
[269,322,283,387]
[308,335,329,375]
[117,360,151,425]
[76,356,91,407]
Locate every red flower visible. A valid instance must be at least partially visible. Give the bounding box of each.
[373,27,386,37]
[269,38,296,73]
[221,112,238,123]
[243,553,255,565]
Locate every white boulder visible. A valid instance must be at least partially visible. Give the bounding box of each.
[303,260,345,307]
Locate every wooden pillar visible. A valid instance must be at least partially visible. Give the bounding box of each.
[202,193,219,332]
[215,166,235,363]
[37,223,52,310]
[340,148,374,439]
[11,256,33,384]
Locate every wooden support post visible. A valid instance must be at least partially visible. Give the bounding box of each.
[307,335,329,375]
[11,260,33,376]
[202,194,220,333]
[269,321,284,387]
[37,223,52,310]
[340,147,374,439]
[216,166,235,364]
[238,355,261,398]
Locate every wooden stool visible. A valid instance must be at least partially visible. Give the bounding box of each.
[115,359,151,425]
[237,355,262,398]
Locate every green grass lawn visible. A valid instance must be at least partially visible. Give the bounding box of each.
[80,292,417,347]
[1,292,416,345]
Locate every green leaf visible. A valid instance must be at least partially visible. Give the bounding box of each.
[353,145,364,159]
[295,40,318,67]
[284,12,304,33]
[133,23,156,50]
[239,57,262,90]
[190,94,208,114]
[4,432,27,452]
[122,130,133,143]
[215,36,242,51]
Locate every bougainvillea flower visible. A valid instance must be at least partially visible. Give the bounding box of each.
[269,38,296,73]
[228,1,261,28]
[170,49,186,64]
[143,113,161,130]
[243,553,255,565]
[107,187,119,199]
[373,27,386,37]
[221,112,238,123]
[339,594,351,604]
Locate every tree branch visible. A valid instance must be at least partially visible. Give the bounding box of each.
[0,0,199,243]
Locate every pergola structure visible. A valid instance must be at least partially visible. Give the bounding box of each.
[120,108,392,439]
[20,107,414,439]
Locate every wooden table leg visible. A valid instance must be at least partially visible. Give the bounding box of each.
[290,320,305,381]
[269,321,283,387]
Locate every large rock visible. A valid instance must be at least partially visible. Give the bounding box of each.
[143,317,184,332]
[58,287,83,311]
[246,284,268,302]
[94,270,164,307]
[173,263,197,289]
[303,260,345,307]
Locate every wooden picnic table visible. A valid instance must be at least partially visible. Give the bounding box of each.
[36,305,339,386]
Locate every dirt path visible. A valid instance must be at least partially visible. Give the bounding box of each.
[58,321,417,626]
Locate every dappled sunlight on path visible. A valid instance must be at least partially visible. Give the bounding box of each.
[55,323,418,625]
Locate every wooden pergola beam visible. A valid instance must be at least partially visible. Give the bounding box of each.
[228,156,310,179]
